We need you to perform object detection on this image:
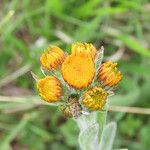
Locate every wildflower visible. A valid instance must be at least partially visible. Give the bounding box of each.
[71,42,96,59]
[37,76,63,102]
[61,54,95,89]
[34,42,122,118]
[97,61,122,87]
[40,45,65,70]
[82,86,108,110]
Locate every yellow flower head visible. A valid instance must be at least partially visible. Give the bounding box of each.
[71,42,96,59]
[40,45,65,70]
[97,61,122,87]
[82,86,108,110]
[61,55,95,89]
[37,76,63,102]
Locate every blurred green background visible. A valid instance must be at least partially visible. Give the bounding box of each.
[0,0,150,150]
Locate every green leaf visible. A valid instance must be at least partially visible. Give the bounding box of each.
[139,120,150,148]
[79,123,99,150]
[60,120,78,147]
[95,7,128,16]
[96,104,109,138]
[99,122,117,150]
[46,0,63,15]
[74,16,102,41]
[28,124,53,141]
[109,88,140,106]
[119,115,141,137]
[0,113,37,150]
[76,112,97,131]
[117,34,150,57]
[103,27,150,57]
[73,0,101,17]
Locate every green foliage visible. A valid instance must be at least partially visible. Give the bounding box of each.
[119,115,142,137]
[60,120,78,147]
[77,111,117,150]
[99,122,117,150]
[139,120,150,148]
[79,123,99,150]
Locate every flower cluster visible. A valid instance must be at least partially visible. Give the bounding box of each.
[35,43,122,118]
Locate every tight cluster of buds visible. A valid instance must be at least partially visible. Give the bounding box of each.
[33,43,122,118]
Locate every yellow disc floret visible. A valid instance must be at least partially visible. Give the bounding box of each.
[61,55,95,89]
[82,86,108,110]
[71,42,96,59]
[37,76,63,102]
[97,61,122,87]
[40,45,65,70]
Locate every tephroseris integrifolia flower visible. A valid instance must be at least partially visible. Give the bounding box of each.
[40,45,65,70]
[33,43,122,118]
[71,42,96,59]
[82,86,108,111]
[61,54,95,89]
[37,76,63,102]
[97,61,122,87]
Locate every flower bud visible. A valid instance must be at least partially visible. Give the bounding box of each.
[40,45,65,70]
[82,86,108,110]
[71,42,96,59]
[97,61,122,87]
[37,76,63,102]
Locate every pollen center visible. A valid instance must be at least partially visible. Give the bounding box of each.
[61,55,95,89]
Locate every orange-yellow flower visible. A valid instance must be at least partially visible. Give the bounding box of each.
[61,55,95,89]
[97,61,122,87]
[40,45,65,70]
[71,42,96,59]
[37,76,63,102]
[82,86,108,110]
